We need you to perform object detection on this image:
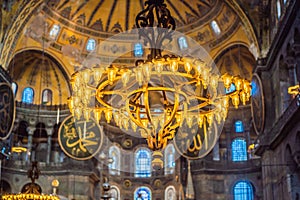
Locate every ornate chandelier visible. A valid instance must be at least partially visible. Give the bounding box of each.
[2,162,59,200]
[67,0,251,152]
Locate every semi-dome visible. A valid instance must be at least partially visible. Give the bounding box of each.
[7,50,71,105]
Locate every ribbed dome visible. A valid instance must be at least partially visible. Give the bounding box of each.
[215,45,255,79]
[47,0,217,33]
[7,50,71,105]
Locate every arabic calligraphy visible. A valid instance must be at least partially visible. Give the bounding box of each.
[174,122,218,159]
[58,116,103,160]
[0,83,15,139]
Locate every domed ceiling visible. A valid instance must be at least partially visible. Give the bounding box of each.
[7,50,70,105]
[47,0,217,33]
[215,45,255,79]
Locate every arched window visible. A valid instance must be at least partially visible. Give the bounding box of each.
[108,145,120,175]
[164,144,175,175]
[277,0,281,19]
[110,185,120,200]
[135,148,151,177]
[49,24,60,40]
[232,138,247,161]
[134,186,152,200]
[233,181,254,200]
[178,36,188,50]
[165,186,176,200]
[134,43,143,57]
[42,89,52,104]
[11,82,18,96]
[225,83,236,94]
[86,38,96,51]
[22,87,34,104]
[235,120,244,133]
[211,20,221,35]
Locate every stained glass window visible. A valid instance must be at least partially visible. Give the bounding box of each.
[234,181,254,200]
[49,24,60,40]
[135,148,151,177]
[134,43,144,57]
[22,87,34,104]
[232,138,247,161]
[86,39,96,51]
[235,121,244,133]
[134,186,151,200]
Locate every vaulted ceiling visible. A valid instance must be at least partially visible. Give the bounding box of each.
[0,0,260,105]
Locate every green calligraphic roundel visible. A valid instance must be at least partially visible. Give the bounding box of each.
[58,115,103,160]
[0,83,15,140]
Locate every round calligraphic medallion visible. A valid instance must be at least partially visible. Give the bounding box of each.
[0,83,15,140]
[58,115,103,160]
[251,73,265,135]
[174,121,218,159]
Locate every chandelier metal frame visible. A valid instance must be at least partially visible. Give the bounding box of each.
[67,0,251,151]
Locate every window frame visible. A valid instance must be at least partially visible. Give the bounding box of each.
[233,180,254,200]
[134,186,152,200]
[134,43,144,57]
[231,138,248,162]
[108,145,121,175]
[135,148,152,177]
[235,120,244,133]
[211,20,221,35]
[49,24,60,40]
[22,87,34,104]
[177,36,188,50]
[86,38,97,52]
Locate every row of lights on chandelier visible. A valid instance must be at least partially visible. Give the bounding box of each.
[68,55,251,129]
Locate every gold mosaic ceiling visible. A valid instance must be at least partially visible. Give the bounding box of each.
[47,0,217,32]
[7,50,70,105]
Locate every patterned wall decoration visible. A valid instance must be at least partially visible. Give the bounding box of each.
[0,83,15,140]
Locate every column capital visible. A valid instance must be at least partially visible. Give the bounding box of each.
[26,127,35,135]
[45,128,53,137]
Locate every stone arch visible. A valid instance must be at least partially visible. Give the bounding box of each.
[0,180,12,194]
[14,120,29,144]
[214,44,255,80]
[7,49,72,105]
[33,122,48,162]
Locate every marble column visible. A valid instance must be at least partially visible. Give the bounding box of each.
[46,128,52,164]
[26,126,35,163]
